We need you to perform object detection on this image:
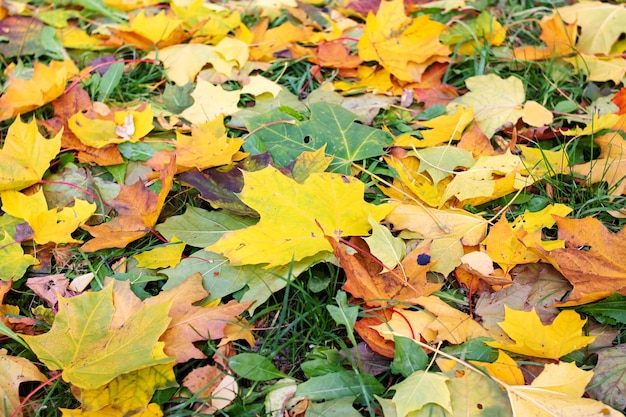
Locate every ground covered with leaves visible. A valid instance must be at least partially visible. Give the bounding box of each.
[2,0,626,415]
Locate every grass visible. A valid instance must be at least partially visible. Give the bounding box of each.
[2,0,626,416]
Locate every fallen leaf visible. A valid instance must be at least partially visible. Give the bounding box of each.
[155,206,255,248]
[358,0,450,82]
[328,237,440,308]
[110,10,188,50]
[146,273,251,363]
[364,216,405,271]
[22,282,174,390]
[557,1,626,55]
[207,166,394,267]
[0,16,46,58]
[415,295,490,344]
[0,117,62,191]
[482,216,540,276]
[2,188,96,244]
[68,104,154,149]
[26,274,69,308]
[486,307,595,359]
[0,348,47,417]
[394,107,474,149]
[245,101,393,175]
[441,11,506,55]
[505,361,623,417]
[0,231,38,282]
[543,216,626,305]
[81,158,175,251]
[566,54,626,84]
[470,350,525,385]
[174,115,244,170]
[448,74,551,138]
[73,364,177,415]
[0,59,78,121]
[179,79,241,125]
[587,344,626,410]
[391,371,452,417]
[132,241,186,269]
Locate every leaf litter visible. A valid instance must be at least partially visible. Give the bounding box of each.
[1,0,626,416]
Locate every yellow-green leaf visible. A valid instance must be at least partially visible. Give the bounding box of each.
[207,166,395,267]
[0,230,37,281]
[22,283,174,389]
[0,117,61,191]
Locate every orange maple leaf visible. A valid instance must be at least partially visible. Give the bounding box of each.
[81,157,176,251]
[543,216,626,306]
[146,273,251,363]
[326,236,441,308]
[0,59,78,121]
[41,86,124,166]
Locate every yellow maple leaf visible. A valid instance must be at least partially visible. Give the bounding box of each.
[180,79,241,125]
[394,107,474,149]
[440,150,528,206]
[0,59,78,121]
[447,74,552,138]
[104,0,160,10]
[69,104,154,149]
[512,203,573,232]
[1,189,96,244]
[562,113,621,137]
[171,0,241,40]
[207,166,395,267]
[150,38,248,86]
[470,350,524,386]
[72,364,176,415]
[504,361,622,417]
[175,116,244,170]
[370,309,437,342]
[132,240,186,269]
[112,10,188,49]
[0,117,62,191]
[482,216,541,275]
[358,0,450,82]
[486,307,595,359]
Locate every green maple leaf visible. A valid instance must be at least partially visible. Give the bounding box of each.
[245,102,393,174]
[22,284,174,390]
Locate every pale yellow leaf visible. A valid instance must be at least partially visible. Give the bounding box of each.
[180,79,241,125]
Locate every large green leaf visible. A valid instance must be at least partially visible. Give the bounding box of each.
[245,102,393,174]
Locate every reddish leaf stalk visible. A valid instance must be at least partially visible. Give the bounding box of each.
[389,307,416,340]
